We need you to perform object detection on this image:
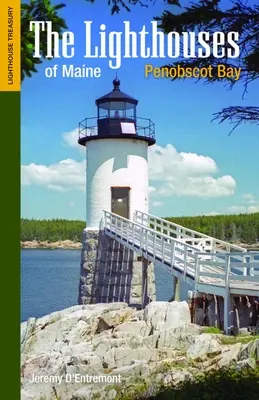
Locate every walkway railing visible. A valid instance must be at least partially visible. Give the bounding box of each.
[104,210,199,280]
[103,210,259,296]
[134,211,245,254]
[196,251,259,283]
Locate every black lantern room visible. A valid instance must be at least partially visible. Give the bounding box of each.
[78,79,155,146]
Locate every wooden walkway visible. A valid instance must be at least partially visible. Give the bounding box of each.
[103,210,259,332]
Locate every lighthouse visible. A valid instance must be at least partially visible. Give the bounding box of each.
[78,79,156,306]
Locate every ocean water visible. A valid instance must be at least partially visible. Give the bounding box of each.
[21,249,192,322]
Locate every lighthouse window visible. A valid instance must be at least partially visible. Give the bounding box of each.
[121,122,136,134]
[111,187,130,219]
[114,110,121,118]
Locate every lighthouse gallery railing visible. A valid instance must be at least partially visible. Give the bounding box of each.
[78,116,155,141]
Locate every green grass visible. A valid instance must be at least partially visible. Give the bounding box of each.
[220,335,259,345]
[115,378,149,400]
[201,327,222,334]
[200,328,259,346]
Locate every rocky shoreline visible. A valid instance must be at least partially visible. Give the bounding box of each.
[20,240,259,250]
[21,301,259,400]
[21,240,82,249]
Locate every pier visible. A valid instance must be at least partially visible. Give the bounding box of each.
[103,210,259,334]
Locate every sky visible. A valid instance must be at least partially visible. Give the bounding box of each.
[21,0,259,220]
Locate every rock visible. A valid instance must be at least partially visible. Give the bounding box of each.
[164,301,191,329]
[144,301,191,332]
[217,343,242,368]
[144,301,168,330]
[111,360,150,378]
[238,339,259,361]
[236,358,256,370]
[158,323,201,349]
[20,389,34,400]
[21,240,82,249]
[201,342,243,371]
[187,334,222,361]
[72,387,98,400]
[162,370,193,386]
[99,307,134,327]
[103,346,156,369]
[130,309,144,321]
[21,301,259,400]
[114,320,150,336]
[21,318,36,353]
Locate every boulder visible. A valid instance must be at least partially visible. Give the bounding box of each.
[236,358,256,370]
[20,302,259,400]
[187,333,222,361]
[158,323,201,349]
[238,338,259,361]
[144,301,191,332]
[114,320,150,336]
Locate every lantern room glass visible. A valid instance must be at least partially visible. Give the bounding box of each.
[97,102,136,120]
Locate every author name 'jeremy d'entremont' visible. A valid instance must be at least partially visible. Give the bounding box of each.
[145,64,241,80]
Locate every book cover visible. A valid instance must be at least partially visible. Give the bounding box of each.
[2,0,259,398]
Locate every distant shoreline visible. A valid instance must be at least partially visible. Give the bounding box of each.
[21,240,259,251]
[21,240,82,250]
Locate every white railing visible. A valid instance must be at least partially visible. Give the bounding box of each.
[134,211,245,254]
[104,211,200,280]
[195,252,259,286]
[103,211,259,292]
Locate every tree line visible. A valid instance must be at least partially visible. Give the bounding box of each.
[167,213,259,244]
[21,213,259,244]
[21,219,85,243]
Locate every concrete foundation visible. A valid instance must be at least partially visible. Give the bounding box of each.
[78,229,156,306]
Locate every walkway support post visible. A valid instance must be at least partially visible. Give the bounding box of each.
[142,257,149,309]
[224,255,233,334]
[173,277,181,301]
[224,291,235,334]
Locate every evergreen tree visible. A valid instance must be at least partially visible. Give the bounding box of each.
[215,223,226,241]
[241,223,257,244]
[229,223,237,243]
[236,225,243,242]
[20,213,259,245]
[156,0,259,131]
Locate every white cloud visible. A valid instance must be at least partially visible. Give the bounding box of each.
[21,136,236,199]
[228,205,259,214]
[149,144,218,181]
[228,194,259,214]
[149,144,236,198]
[62,129,85,155]
[241,193,257,204]
[152,201,163,207]
[62,127,97,155]
[204,211,220,216]
[206,195,259,215]
[21,159,86,192]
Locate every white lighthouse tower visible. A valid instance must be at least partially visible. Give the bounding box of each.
[78,79,156,305]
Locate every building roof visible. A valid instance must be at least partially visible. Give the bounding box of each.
[95,79,138,106]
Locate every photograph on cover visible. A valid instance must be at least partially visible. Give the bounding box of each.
[20,1,259,399]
